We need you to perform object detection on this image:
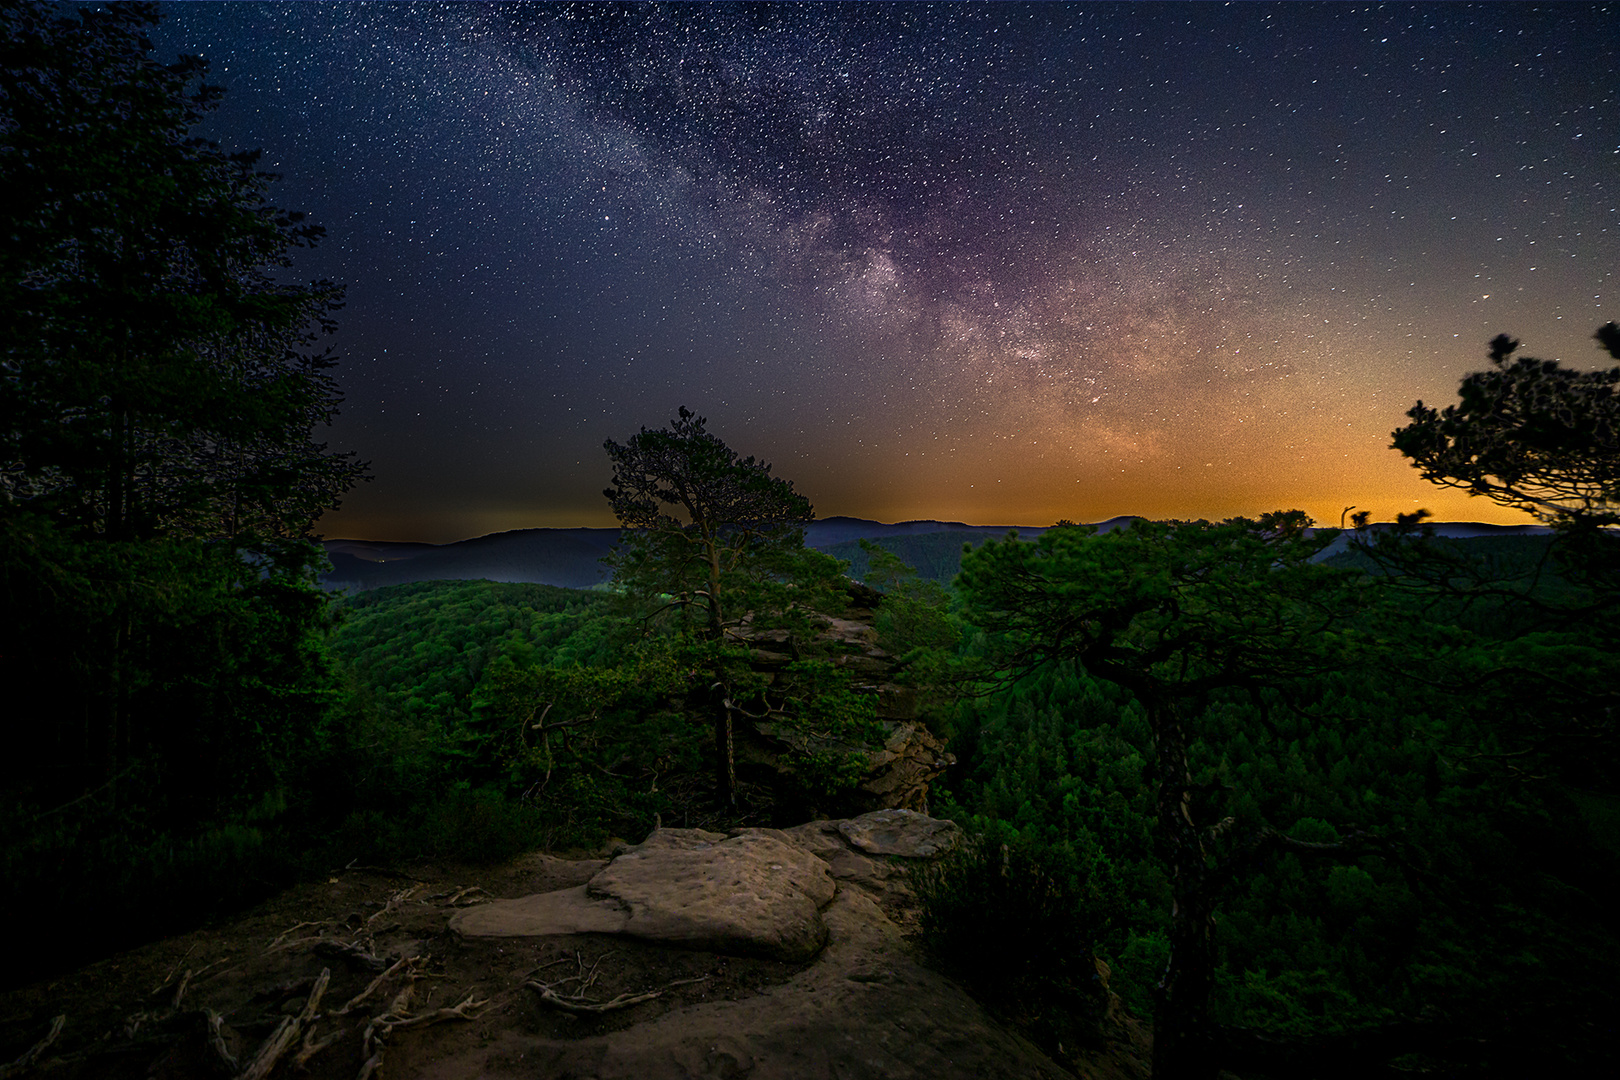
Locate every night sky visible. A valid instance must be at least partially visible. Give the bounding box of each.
[151,2,1617,543]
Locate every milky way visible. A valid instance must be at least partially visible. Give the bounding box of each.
[152,2,1617,541]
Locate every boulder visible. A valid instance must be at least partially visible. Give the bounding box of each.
[454,827,836,963]
[588,829,836,962]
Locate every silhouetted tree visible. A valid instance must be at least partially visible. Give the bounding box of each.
[0,0,364,541]
[0,1,362,849]
[1391,325,1620,531]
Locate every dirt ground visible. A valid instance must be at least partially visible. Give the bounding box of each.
[0,851,816,1079]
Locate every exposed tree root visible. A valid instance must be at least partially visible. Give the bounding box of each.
[525,977,707,1014]
[0,1014,64,1079]
[268,920,325,948]
[205,1009,237,1074]
[314,940,389,972]
[335,955,413,1016]
[524,951,708,1014]
[234,966,330,1080]
[291,1023,343,1071]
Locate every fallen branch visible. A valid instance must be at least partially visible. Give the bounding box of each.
[262,935,326,958]
[444,885,487,906]
[234,967,329,1080]
[269,921,324,949]
[151,944,199,997]
[171,958,224,1010]
[314,940,388,972]
[375,992,489,1032]
[340,859,428,882]
[0,1014,65,1079]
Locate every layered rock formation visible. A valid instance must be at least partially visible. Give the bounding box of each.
[733,590,955,815]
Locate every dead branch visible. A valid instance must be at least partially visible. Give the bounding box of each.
[355,1050,384,1080]
[339,859,430,882]
[525,976,708,1014]
[170,958,223,1010]
[234,967,329,1080]
[314,940,388,972]
[151,944,199,997]
[0,1014,65,1079]
[374,992,489,1032]
[263,935,327,958]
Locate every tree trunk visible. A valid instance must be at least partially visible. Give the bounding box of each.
[711,681,736,809]
[1148,696,1220,1080]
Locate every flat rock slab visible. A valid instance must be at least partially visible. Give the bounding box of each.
[587,829,836,962]
[448,884,628,937]
[454,828,837,963]
[836,808,961,857]
[424,889,1079,1080]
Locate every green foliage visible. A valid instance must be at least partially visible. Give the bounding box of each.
[943,524,1620,1075]
[0,0,368,982]
[600,407,882,808]
[826,530,1001,585]
[602,405,818,638]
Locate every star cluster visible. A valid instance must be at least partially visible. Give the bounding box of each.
[152,2,1617,541]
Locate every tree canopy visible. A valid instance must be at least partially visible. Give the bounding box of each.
[602,405,817,639]
[602,407,868,809]
[958,513,1383,1080]
[0,0,364,541]
[0,0,365,953]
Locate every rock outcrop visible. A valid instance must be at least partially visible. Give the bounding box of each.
[446,809,1144,1079]
[733,591,956,815]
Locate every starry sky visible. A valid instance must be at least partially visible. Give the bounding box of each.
[151,2,1617,543]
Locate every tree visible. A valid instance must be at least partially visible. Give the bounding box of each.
[602,406,848,807]
[0,1,363,935]
[0,0,364,541]
[1391,325,1620,531]
[603,406,817,638]
[957,513,1383,1080]
[1381,325,1620,785]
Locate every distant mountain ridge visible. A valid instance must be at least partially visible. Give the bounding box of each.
[319,516,1549,592]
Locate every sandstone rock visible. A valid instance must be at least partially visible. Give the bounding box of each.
[432,887,1078,1080]
[836,808,961,857]
[732,601,953,815]
[440,812,1152,1079]
[587,829,836,962]
[448,884,628,937]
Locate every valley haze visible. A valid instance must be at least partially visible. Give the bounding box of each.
[320,516,1551,592]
